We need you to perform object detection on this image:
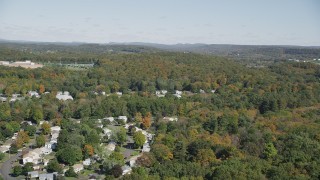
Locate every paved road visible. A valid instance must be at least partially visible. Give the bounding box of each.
[0,152,22,180]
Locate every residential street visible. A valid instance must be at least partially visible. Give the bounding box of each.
[0,151,22,180]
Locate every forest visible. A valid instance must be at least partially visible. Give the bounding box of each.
[0,43,320,179]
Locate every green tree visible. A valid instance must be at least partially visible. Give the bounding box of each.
[41,122,51,135]
[113,127,127,146]
[57,145,83,165]
[22,162,33,175]
[152,144,173,162]
[263,142,277,159]
[36,135,46,147]
[31,109,43,124]
[25,125,36,136]
[111,165,123,178]
[133,131,146,148]
[65,167,78,177]
[12,165,22,177]
[47,159,63,173]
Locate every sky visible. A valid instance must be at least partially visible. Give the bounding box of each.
[0,0,319,46]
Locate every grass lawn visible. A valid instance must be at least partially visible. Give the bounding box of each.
[0,153,10,163]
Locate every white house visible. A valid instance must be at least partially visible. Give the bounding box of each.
[45,142,57,150]
[129,155,142,167]
[121,165,132,175]
[28,171,39,179]
[115,92,123,96]
[118,116,128,123]
[103,117,114,122]
[142,143,151,152]
[51,126,61,132]
[156,90,168,97]
[106,141,116,152]
[200,89,205,94]
[56,91,73,101]
[28,91,40,98]
[175,90,182,95]
[43,159,49,166]
[73,164,84,173]
[23,151,41,165]
[163,117,178,122]
[83,158,91,166]
[39,172,57,180]
[103,128,112,137]
[41,147,52,155]
[0,145,10,153]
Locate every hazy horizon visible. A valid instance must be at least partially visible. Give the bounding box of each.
[1,0,319,46]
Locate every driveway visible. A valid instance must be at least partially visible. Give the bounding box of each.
[0,151,22,180]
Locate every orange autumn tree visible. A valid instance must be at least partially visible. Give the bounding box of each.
[15,131,30,148]
[141,112,151,129]
[83,144,94,158]
[39,84,45,94]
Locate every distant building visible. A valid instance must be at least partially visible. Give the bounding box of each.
[103,117,114,122]
[0,60,43,69]
[28,91,40,98]
[156,90,167,97]
[118,116,128,123]
[163,117,178,122]
[56,91,73,101]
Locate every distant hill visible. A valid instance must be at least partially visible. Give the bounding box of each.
[1,39,320,66]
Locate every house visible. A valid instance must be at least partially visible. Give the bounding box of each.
[45,142,57,150]
[23,151,41,165]
[0,96,7,102]
[103,117,114,122]
[12,133,18,140]
[27,171,39,179]
[129,154,142,167]
[163,117,178,122]
[96,124,103,128]
[142,143,151,152]
[103,128,112,137]
[118,116,128,123]
[39,172,57,180]
[0,145,10,153]
[28,91,40,98]
[175,90,182,95]
[56,91,73,101]
[106,141,116,152]
[115,92,123,96]
[83,158,91,166]
[33,165,41,170]
[121,165,132,175]
[73,163,84,173]
[43,159,49,166]
[200,89,205,94]
[156,90,167,97]
[51,126,61,132]
[41,147,52,155]
[211,90,216,93]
